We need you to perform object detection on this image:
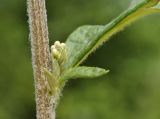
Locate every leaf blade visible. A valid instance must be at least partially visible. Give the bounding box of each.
[60,66,109,81]
[64,0,160,69]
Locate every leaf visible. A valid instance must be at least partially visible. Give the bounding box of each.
[153,1,160,9]
[43,68,58,93]
[130,0,143,7]
[130,0,159,8]
[60,66,109,81]
[64,0,160,69]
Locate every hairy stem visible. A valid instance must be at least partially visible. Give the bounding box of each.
[27,0,56,119]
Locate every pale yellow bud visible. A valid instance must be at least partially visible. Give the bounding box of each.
[51,45,61,60]
[60,43,66,48]
[54,41,61,48]
[51,41,67,65]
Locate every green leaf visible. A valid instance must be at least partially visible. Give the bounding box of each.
[64,0,160,69]
[153,1,160,9]
[43,68,58,93]
[60,66,109,81]
[130,0,159,8]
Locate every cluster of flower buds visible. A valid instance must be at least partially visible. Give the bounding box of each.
[51,41,67,65]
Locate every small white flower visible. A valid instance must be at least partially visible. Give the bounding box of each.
[51,45,56,51]
[53,49,61,59]
[60,43,66,48]
[54,41,61,50]
[51,41,67,64]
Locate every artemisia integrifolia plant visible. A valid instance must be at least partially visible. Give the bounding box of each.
[27,0,160,119]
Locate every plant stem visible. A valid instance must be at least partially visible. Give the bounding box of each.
[27,0,56,119]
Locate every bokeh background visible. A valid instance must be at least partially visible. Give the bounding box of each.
[0,0,160,119]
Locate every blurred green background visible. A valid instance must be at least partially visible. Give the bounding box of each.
[0,0,160,119]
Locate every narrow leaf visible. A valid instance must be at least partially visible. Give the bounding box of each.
[60,66,109,81]
[130,0,159,8]
[43,68,57,92]
[64,0,160,69]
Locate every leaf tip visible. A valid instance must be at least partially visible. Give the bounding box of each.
[99,69,110,77]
